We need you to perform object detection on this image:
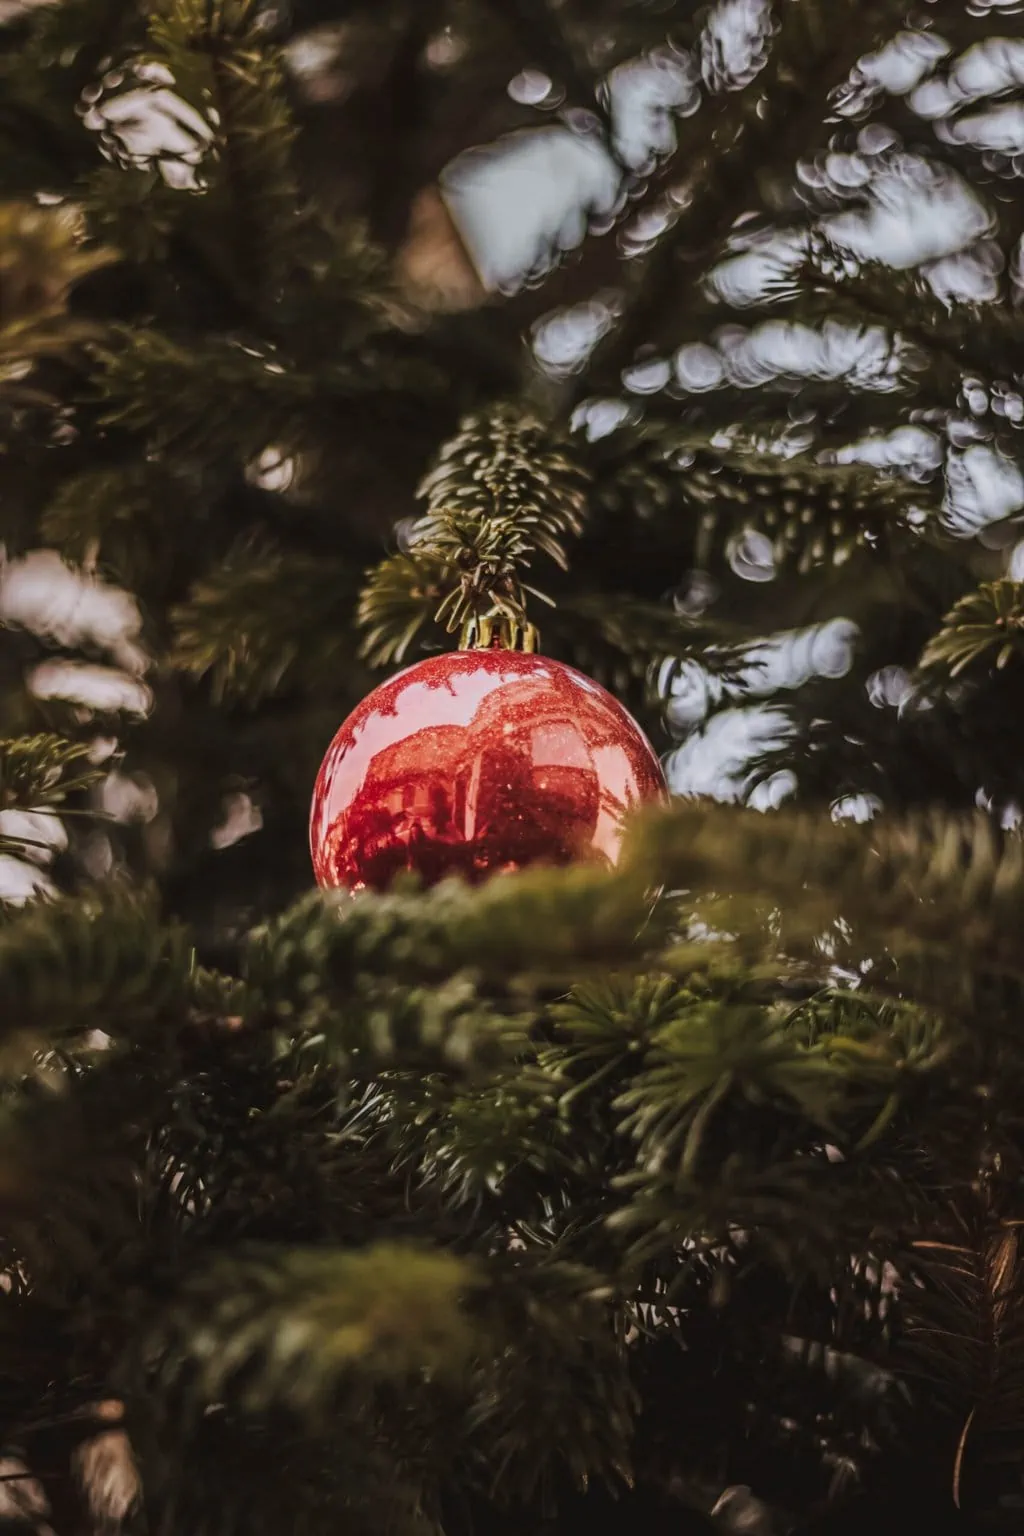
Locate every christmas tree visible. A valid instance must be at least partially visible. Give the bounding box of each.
[3,0,1024,1530]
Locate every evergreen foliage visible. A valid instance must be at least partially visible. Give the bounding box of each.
[6,1,1024,1533]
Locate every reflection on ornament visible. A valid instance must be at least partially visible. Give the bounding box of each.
[310,649,666,892]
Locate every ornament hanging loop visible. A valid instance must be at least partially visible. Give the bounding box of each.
[459,613,539,653]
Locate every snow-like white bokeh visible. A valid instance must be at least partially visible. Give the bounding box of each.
[0,0,55,21]
[1,548,152,738]
[442,125,625,294]
[246,446,297,493]
[28,662,153,717]
[211,792,264,850]
[659,618,857,803]
[97,771,159,825]
[825,425,943,475]
[0,855,56,906]
[831,793,883,824]
[823,157,992,271]
[81,64,214,191]
[700,0,774,94]
[532,296,621,377]
[0,544,157,901]
[841,30,951,114]
[665,705,793,802]
[0,807,68,865]
[0,550,148,674]
[943,443,1024,536]
[607,46,700,173]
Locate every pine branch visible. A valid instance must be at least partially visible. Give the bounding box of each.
[372,1062,569,1210]
[615,985,949,1193]
[40,462,198,588]
[138,1411,439,1536]
[304,970,531,1083]
[807,250,1024,407]
[599,422,940,575]
[356,551,450,668]
[0,0,140,193]
[92,327,313,457]
[544,592,739,696]
[357,550,734,680]
[414,404,589,627]
[0,1048,166,1284]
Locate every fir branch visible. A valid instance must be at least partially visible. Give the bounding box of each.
[132,1243,477,1419]
[0,202,114,398]
[804,250,1023,403]
[468,1258,636,1503]
[0,0,139,192]
[357,558,732,681]
[300,970,530,1083]
[547,592,739,693]
[82,164,178,268]
[0,1049,167,1283]
[615,985,950,1191]
[591,419,941,578]
[0,886,195,1049]
[92,327,318,457]
[138,1412,438,1536]
[40,462,196,586]
[245,865,666,1025]
[627,803,1024,985]
[92,326,444,459]
[359,405,590,652]
[356,550,449,668]
[919,581,1024,683]
[170,539,359,706]
[143,0,299,301]
[0,734,104,812]
[684,445,939,574]
[375,1062,568,1209]
[900,1199,1024,1510]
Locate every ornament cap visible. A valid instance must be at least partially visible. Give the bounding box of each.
[458,614,539,653]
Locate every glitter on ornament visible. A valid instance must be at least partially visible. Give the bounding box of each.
[310,648,666,892]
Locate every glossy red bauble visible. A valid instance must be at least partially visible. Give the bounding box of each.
[310,648,667,892]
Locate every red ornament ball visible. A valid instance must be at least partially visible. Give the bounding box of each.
[310,648,667,892]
